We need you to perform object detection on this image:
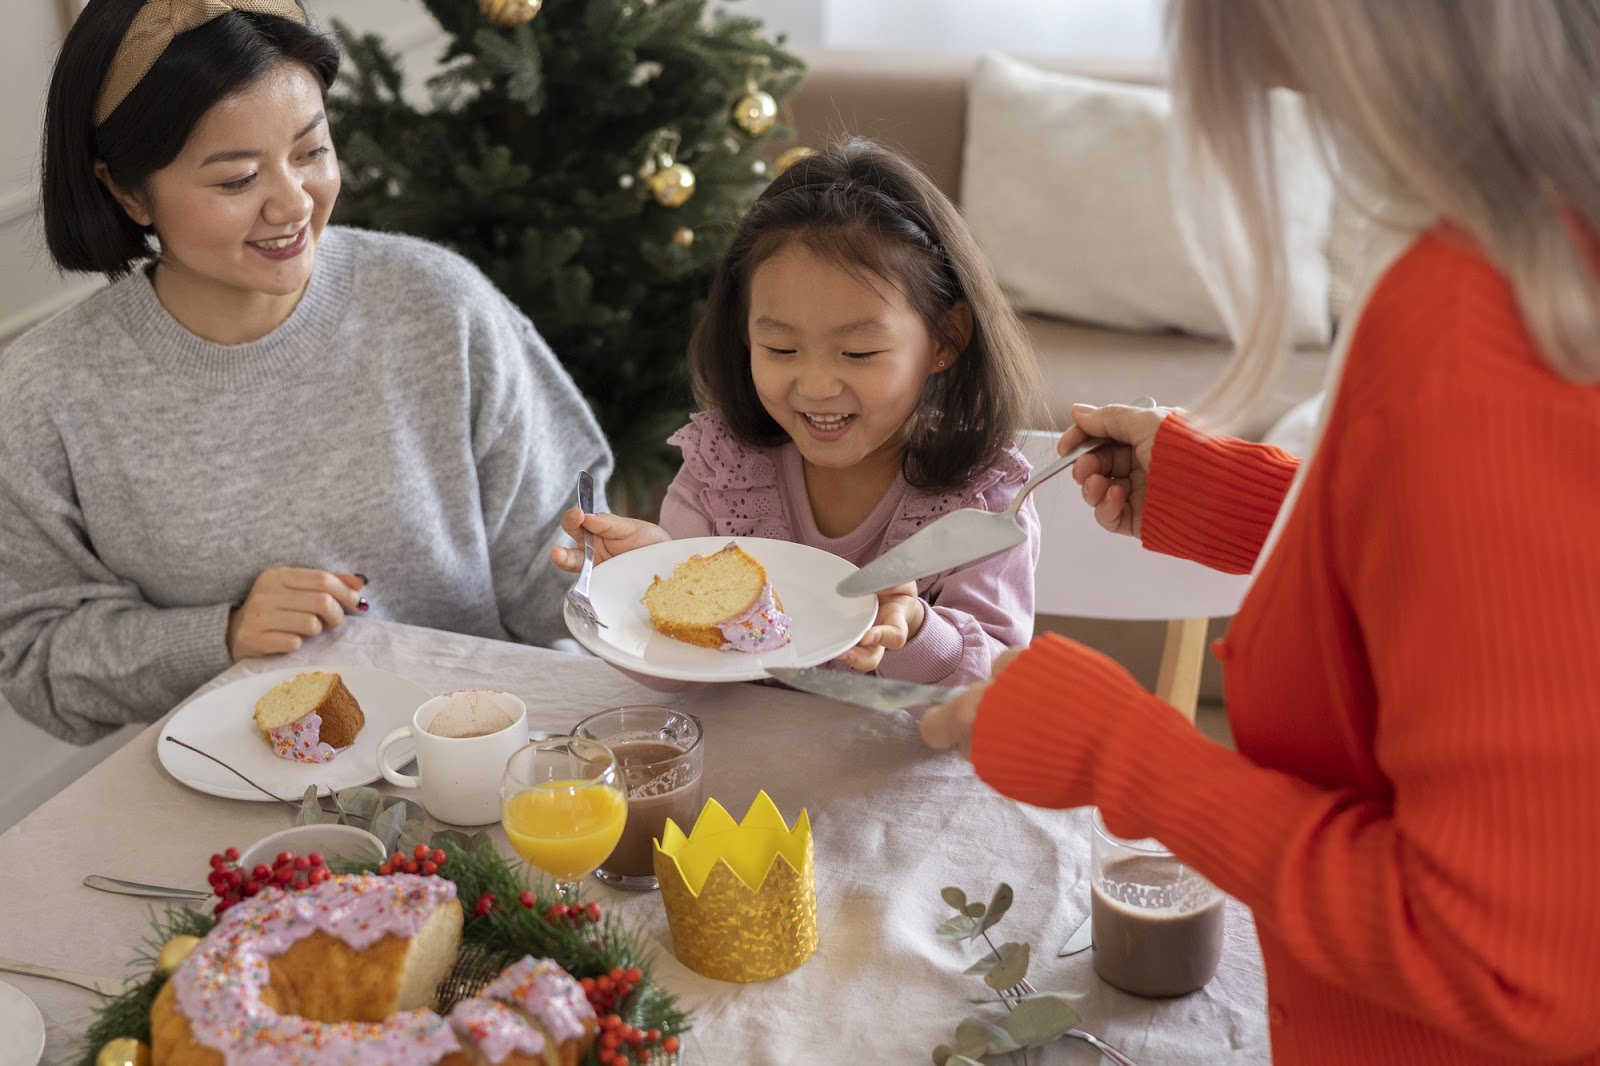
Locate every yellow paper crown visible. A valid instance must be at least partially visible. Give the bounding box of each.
[652,790,817,982]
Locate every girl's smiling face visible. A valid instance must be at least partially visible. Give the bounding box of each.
[747,243,953,476]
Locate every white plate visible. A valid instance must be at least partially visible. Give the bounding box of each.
[564,537,877,682]
[157,666,432,802]
[0,981,44,1066]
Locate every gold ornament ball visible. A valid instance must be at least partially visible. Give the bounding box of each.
[772,145,816,178]
[96,1039,150,1066]
[672,227,695,248]
[732,88,778,137]
[157,934,202,976]
[648,162,697,208]
[478,0,542,26]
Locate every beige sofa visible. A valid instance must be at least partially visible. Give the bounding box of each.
[788,49,1331,441]
[788,51,1335,706]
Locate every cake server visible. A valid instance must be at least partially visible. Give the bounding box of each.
[765,666,958,714]
[836,435,1112,596]
[837,397,1158,597]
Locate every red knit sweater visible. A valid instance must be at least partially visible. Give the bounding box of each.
[971,227,1600,1063]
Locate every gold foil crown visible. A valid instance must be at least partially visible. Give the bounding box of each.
[653,790,817,982]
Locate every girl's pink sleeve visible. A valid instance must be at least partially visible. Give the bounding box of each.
[657,466,715,539]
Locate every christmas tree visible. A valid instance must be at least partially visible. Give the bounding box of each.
[328,0,804,514]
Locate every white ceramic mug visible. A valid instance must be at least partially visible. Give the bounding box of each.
[377,689,529,826]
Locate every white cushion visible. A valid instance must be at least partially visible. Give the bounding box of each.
[960,53,1334,345]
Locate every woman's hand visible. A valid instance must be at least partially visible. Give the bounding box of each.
[227,568,365,661]
[549,508,671,572]
[920,648,1023,757]
[834,582,925,673]
[1063,400,1170,537]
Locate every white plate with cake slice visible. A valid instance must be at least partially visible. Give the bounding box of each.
[563,536,878,683]
[157,666,432,802]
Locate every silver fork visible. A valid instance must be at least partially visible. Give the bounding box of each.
[564,470,606,628]
[1003,977,1138,1066]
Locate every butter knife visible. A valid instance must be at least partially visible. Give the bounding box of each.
[84,874,212,902]
[0,955,135,997]
[764,666,957,714]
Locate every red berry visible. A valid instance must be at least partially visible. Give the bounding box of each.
[275,851,292,867]
[243,879,260,895]
[209,852,224,868]
[251,864,271,880]
[390,852,406,866]
[212,883,228,898]
[626,967,643,984]
[223,847,240,861]
[597,975,613,993]
[413,843,430,860]
[430,849,447,865]
[599,1032,622,1052]
[421,860,438,876]
[586,901,603,923]
[307,852,324,867]
[292,856,311,871]
[519,891,536,908]
[404,860,420,875]
[378,863,393,876]
[662,1036,679,1053]
[275,867,295,885]
[226,869,244,888]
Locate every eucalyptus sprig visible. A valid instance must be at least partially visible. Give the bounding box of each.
[294,784,429,855]
[931,883,1085,1066]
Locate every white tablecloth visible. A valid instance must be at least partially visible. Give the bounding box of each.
[0,620,1268,1064]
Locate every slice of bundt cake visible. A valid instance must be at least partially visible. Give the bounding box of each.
[253,670,366,763]
[642,542,792,652]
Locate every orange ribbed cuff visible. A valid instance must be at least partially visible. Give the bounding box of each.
[1141,415,1299,575]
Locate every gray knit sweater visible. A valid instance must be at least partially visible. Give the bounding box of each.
[0,226,612,744]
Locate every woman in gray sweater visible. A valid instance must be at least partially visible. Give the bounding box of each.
[0,0,612,744]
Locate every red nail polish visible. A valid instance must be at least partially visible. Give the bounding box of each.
[357,598,369,612]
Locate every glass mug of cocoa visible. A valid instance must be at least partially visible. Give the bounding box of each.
[1089,810,1225,997]
[572,706,704,891]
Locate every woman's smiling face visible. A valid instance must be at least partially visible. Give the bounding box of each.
[747,243,951,473]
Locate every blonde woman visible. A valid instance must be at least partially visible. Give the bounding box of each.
[923,1,1600,1062]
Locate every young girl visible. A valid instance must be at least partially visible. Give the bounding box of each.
[555,139,1046,687]
[924,1,1600,1062]
[0,0,609,744]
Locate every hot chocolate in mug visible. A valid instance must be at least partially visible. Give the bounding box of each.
[377,689,528,825]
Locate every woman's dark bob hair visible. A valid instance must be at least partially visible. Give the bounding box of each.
[42,0,340,278]
[686,137,1046,494]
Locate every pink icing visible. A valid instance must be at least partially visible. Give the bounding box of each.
[717,580,793,652]
[267,712,340,764]
[448,998,545,1063]
[173,874,463,1065]
[480,956,597,1045]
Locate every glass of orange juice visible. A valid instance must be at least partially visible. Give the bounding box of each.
[500,737,627,901]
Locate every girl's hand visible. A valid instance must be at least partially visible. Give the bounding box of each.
[920,648,1024,757]
[834,582,924,673]
[227,568,365,661]
[1063,400,1170,538]
[549,508,671,572]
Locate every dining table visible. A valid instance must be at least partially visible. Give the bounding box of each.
[0,618,1269,1065]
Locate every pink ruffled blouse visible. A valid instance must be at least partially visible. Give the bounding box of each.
[660,411,1039,687]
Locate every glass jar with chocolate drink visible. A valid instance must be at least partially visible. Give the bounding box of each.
[1089,810,1226,997]
[572,706,704,891]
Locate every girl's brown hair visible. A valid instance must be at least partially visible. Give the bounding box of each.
[687,137,1046,493]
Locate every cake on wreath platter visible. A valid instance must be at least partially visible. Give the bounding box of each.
[252,671,366,764]
[149,873,596,1066]
[642,542,793,652]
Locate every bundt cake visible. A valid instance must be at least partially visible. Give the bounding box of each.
[252,671,366,763]
[149,873,596,1066]
[642,542,792,652]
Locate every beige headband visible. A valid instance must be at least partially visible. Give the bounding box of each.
[94,0,307,125]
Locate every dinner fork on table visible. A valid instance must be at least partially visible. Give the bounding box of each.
[1003,976,1138,1066]
[564,470,606,628]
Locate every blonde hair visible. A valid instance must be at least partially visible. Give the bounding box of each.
[1169,0,1600,427]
